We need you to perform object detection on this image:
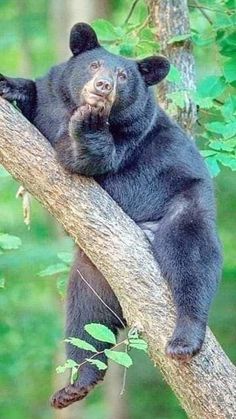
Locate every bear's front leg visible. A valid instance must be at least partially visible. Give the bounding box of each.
[55,104,119,176]
[0,74,36,121]
[69,103,111,138]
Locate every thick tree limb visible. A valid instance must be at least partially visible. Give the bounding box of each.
[0,97,235,418]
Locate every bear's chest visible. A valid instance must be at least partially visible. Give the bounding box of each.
[95,164,170,223]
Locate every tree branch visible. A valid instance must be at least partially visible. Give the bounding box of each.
[123,0,140,25]
[190,0,213,25]
[0,97,236,418]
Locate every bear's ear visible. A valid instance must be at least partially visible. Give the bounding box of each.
[70,23,100,56]
[137,56,170,86]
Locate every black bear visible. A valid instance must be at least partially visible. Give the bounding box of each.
[0,23,222,409]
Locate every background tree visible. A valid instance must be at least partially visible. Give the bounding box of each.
[50,0,110,62]
[148,0,197,133]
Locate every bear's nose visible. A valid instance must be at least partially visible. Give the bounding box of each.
[94,77,113,96]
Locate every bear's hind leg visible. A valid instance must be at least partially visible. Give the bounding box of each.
[51,248,125,409]
[144,195,222,361]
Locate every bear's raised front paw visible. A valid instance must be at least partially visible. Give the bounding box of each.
[165,335,203,362]
[70,104,110,136]
[50,383,92,409]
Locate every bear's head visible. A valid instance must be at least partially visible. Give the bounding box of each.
[67,23,170,115]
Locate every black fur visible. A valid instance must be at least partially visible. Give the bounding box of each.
[70,23,100,56]
[0,23,222,409]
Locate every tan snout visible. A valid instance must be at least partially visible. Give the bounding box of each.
[81,71,116,109]
[94,76,114,97]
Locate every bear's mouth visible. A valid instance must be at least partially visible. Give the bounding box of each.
[82,91,107,108]
[81,80,116,110]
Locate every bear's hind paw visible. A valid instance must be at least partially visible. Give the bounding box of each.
[165,336,203,362]
[50,382,93,409]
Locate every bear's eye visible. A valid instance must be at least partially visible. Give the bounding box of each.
[118,71,127,82]
[90,61,100,71]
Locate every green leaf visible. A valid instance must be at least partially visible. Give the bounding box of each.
[56,365,67,374]
[205,156,221,177]
[0,234,22,250]
[129,338,148,353]
[193,92,214,109]
[128,328,139,339]
[217,153,236,170]
[65,359,78,368]
[105,44,121,55]
[104,350,133,368]
[213,13,235,30]
[138,40,157,49]
[56,359,78,374]
[225,30,236,43]
[200,150,217,158]
[225,0,235,9]
[119,42,136,57]
[38,263,69,277]
[139,27,156,42]
[57,252,73,265]
[223,138,236,148]
[209,140,234,152]
[206,121,236,139]
[167,33,191,44]
[84,323,116,345]
[65,337,97,353]
[166,91,186,109]
[221,96,236,121]
[91,19,120,41]
[206,122,226,135]
[197,76,225,98]
[136,42,157,58]
[223,59,236,83]
[0,278,5,288]
[56,275,68,297]
[192,34,215,47]
[219,32,236,57]
[71,367,79,384]
[86,358,108,370]
[166,65,182,83]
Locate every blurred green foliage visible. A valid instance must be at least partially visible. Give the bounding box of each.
[0,1,236,418]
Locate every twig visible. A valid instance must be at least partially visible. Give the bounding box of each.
[214,98,224,106]
[120,364,127,396]
[189,3,234,14]
[124,0,140,25]
[77,267,126,328]
[190,0,213,25]
[134,16,150,36]
[16,185,31,227]
[77,339,127,370]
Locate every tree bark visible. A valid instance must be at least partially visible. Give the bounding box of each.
[0,98,235,418]
[148,0,197,133]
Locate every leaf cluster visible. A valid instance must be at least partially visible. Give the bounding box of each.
[56,323,148,385]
